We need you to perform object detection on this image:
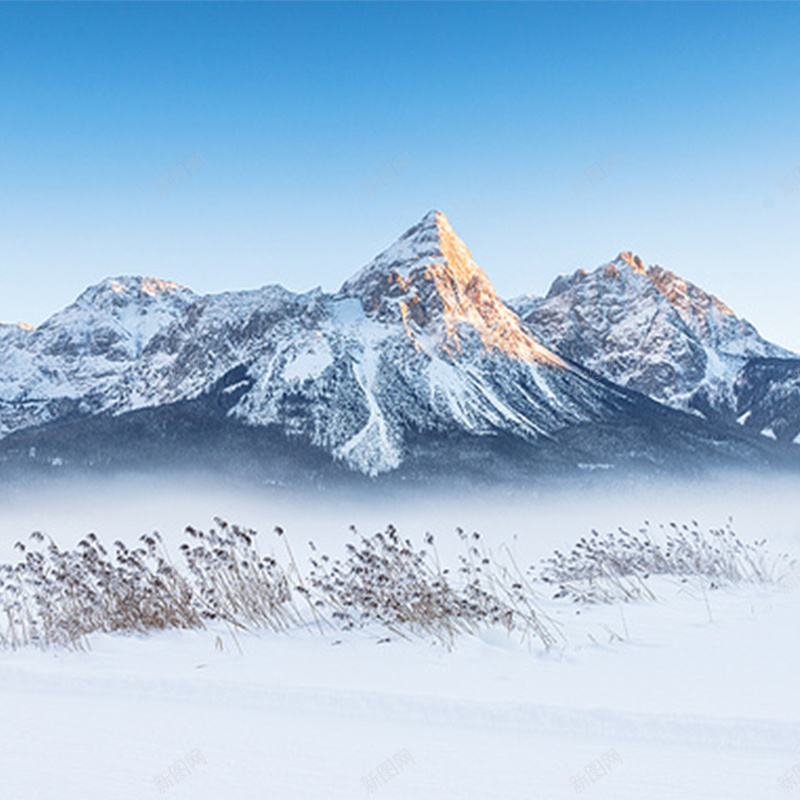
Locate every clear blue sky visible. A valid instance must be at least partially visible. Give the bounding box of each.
[1,2,800,349]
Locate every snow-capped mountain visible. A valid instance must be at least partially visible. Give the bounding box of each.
[0,277,197,437]
[0,213,794,481]
[510,252,799,439]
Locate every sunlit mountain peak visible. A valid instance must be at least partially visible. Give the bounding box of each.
[342,210,564,367]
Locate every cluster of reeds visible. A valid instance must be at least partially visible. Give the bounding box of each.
[536,520,778,603]
[306,525,560,648]
[0,530,200,649]
[179,520,307,633]
[0,518,785,650]
[0,521,560,651]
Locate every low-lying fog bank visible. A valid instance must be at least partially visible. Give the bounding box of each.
[0,468,798,564]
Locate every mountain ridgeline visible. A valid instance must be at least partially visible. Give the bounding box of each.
[1,210,798,485]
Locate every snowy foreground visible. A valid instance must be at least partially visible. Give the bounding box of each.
[0,473,799,800]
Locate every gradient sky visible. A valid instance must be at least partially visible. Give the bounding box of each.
[1,2,800,349]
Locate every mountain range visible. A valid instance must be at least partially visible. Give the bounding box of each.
[1,210,797,484]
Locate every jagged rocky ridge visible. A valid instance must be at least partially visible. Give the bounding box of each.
[511,252,800,444]
[0,212,796,481]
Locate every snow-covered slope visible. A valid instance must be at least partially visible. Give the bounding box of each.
[511,252,797,427]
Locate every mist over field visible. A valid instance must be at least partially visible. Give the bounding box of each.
[2,470,798,563]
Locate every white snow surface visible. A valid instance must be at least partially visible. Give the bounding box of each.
[2,587,798,800]
[0,474,799,799]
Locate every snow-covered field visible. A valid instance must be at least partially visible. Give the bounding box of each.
[1,472,799,800]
